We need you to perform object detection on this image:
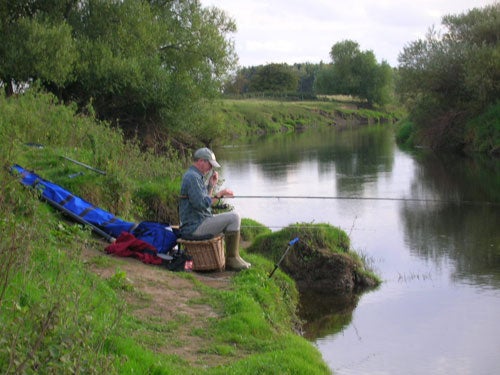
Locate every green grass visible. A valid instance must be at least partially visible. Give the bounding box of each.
[0,89,332,374]
[240,218,272,242]
[0,196,122,373]
[248,222,351,260]
[216,98,397,137]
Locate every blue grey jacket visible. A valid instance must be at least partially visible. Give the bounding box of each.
[179,166,212,236]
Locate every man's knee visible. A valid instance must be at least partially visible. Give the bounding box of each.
[231,211,240,223]
[226,211,240,231]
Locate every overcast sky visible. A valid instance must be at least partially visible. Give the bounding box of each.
[201,0,498,67]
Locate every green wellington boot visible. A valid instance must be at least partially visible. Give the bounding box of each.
[225,231,251,270]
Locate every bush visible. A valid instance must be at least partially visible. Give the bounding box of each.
[395,119,416,147]
[465,102,500,154]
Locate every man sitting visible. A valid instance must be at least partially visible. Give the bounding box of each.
[179,147,250,270]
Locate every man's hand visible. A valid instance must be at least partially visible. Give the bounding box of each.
[209,171,219,186]
[216,188,234,199]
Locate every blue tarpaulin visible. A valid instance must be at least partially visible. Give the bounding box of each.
[12,164,178,253]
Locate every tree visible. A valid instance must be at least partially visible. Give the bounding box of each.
[249,63,299,93]
[313,62,335,94]
[397,3,500,151]
[225,63,318,98]
[0,1,78,95]
[329,40,362,94]
[314,40,392,107]
[293,63,319,97]
[0,0,238,140]
[223,67,253,95]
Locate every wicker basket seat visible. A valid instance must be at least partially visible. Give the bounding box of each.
[177,234,225,271]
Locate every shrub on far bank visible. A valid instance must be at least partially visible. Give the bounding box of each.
[465,102,500,155]
[395,119,416,148]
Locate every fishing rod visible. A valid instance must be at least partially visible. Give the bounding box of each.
[222,195,499,206]
[41,195,115,242]
[61,156,106,175]
[25,143,107,176]
[269,237,299,278]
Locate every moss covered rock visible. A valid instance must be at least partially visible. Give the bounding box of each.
[247,223,380,294]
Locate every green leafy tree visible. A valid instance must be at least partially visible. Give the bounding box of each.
[223,68,252,95]
[0,1,78,95]
[397,3,500,152]
[314,40,392,107]
[0,0,237,140]
[225,63,317,98]
[330,40,362,94]
[293,62,319,97]
[313,62,334,95]
[249,63,299,93]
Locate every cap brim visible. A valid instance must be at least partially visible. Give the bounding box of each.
[209,159,221,168]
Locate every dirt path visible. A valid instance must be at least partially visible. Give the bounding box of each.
[83,242,238,366]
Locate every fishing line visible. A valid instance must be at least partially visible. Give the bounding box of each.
[240,225,376,231]
[225,195,499,206]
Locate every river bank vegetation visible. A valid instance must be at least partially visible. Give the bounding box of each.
[0,89,382,373]
[396,4,500,155]
[0,0,497,373]
[2,1,498,155]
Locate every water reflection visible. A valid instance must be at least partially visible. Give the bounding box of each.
[400,151,500,288]
[220,127,396,197]
[215,126,500,374]
[299,292,360,340]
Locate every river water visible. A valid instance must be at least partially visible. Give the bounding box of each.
[214,125,500,375]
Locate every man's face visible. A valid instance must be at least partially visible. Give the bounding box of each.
[200,159,213,174]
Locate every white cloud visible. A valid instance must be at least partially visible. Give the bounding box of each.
[202,0,498,67]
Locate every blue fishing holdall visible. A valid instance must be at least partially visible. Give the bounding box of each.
[11,164,178,253]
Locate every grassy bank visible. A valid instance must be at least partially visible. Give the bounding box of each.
[0,188,330,374]
[0,90,383,373]
[214,98,399,139]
